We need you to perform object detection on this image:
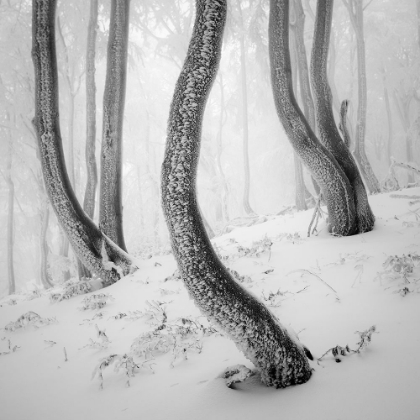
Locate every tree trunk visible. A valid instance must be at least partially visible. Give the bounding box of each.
[236,0,255,215]
[99,0,130,252]
[32,0,135,288]
[6,119,16,295]
[216,74,230,223]
[381,69,393,166]
[270,0,357,236]
[162,0,312,388]
[79,0,99,279]
[39,197,54,289]
[343,0,381,193]
[310,0,374,233]
[289,17,307,211]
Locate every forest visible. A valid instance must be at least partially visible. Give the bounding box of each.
[1,0,420,419]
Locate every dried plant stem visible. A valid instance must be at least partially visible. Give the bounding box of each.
[288,269,339,300]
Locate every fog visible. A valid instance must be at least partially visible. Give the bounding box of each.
[1,0,419,293]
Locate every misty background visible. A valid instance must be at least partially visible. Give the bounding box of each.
[0,0,418,293]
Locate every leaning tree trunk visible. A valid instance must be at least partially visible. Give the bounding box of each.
[310,0,374,233]
[270,0,356,236]
[343,0,381,193]
[32,0,135,288]
[162,0,312,388]
[99,0,130,252]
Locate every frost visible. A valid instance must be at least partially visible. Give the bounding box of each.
[218,364,254,388]
[4,312,57,332]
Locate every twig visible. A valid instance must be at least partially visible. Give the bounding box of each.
[287,269,339,300]
[307,195,323,237]
[63,347,68,362]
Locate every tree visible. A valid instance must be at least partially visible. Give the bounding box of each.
[32,0,135,288]
[342,0,381,193]
[99,0,131,252]
[310,0,374,233]
[162,0,312,388]
[269,0,374,236]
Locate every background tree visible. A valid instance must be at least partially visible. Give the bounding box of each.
[99,0,131,252]
[341,0,381,193]
[311,0,374,233]
[32,0,135,288]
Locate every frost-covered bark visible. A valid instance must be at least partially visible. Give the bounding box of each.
[338,99,350,148]
[269,0,356,236]
[32,0,135,287]
[79,0,99,279]
[310,0,374,233]
[162,0,312,388]
[99,0,130,252]
[291,0,316,131]
[342,0,381,194]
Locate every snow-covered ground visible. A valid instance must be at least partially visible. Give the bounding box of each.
[1,189,420,420]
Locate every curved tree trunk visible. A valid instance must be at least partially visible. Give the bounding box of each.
[32,0,135,288]
[311,0,374,233]
[342,0,381,193]
[99,0,130,252]
[269,0,356,236]
[162,0,312,388]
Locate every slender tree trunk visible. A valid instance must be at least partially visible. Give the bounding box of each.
[6,119,16,295]
[339,99,351,148]
[381,69,393,166]
[84,0,99,221]
[162,0,312,388]
[327,28,341,116]
[343,0,381,193]
[32,0,135,288]
[270,0,356,236]
[216,75,229,223]
[39,197,54,288]
[236,0,255,215]
[99,0,130,252]
[310,0,374,233]
[79,0,99,279]
[289,18,307,211]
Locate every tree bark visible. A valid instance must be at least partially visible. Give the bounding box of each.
[310,0,374,233]
[269,0,357,236]
[342,0,381,193]
[32,0,135,288]
[79,0,99,279]
[162,0,312,388]
[99,0,130,252]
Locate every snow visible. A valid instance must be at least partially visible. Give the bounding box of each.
[1,189,420,420]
